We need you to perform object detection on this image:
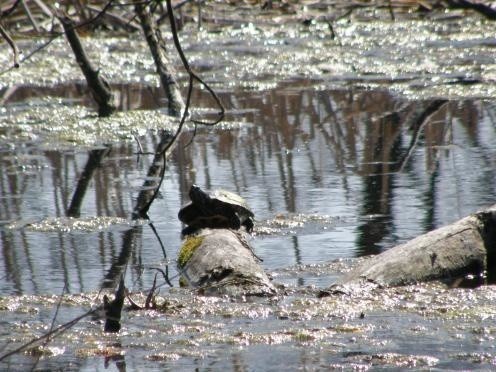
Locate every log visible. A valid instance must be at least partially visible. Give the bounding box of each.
[328,204,496,290]
[177,228,276,297]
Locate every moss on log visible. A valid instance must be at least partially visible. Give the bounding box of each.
[178,229,275,297]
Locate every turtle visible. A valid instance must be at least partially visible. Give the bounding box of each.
[178,185,254,236]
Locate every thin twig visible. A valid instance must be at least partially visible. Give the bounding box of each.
[0,0,116,76]
[0,24,20,68]
[149,266,173,288]
[145,274,158,308]
[148,221,168,261]
[1,0,22,17]
[398,100,448,172]
[47,283,68,343]
[30,283,68,370]
[184,123,198,148]
[165,0,224,125]
[0,307,100,362]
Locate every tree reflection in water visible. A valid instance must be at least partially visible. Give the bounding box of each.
[0,82,494,295]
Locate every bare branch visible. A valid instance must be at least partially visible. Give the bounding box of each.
[0,307,100,362]
[0,0,22,17]
[58,13,116,117]
[0,0,116,76]
[0,24,20,68]
[135,1,185,117]
[445,0,496,19]
[164,0,225,125]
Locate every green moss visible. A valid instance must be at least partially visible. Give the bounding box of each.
[178,276,189,287]
[177,235,204,268]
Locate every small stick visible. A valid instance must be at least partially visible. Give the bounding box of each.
[0,24,20,68]
[21,0,40,32]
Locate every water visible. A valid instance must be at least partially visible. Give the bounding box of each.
[2,86,496,295]
[2,9,496,370]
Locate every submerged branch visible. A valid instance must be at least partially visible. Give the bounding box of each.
[104,276,126,332]
[67,147,111,217]
[135,2,185,117]
[397,99,448,172]
[59,14,116,117]
[0,307,100,362]
[445,0,496,20]
[0,23,20,68]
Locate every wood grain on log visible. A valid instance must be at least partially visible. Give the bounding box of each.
[178,229,276,297]
[332,204,496,289]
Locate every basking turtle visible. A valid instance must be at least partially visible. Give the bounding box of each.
[178,185,254,235]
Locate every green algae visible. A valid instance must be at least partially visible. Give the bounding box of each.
[177,235,205,268]
[0,100,178,147]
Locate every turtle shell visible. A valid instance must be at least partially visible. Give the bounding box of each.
[209,189,254,221]
[178,186,254,234]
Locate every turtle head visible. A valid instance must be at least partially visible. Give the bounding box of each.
[189,185,210,206]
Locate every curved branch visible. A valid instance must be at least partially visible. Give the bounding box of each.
[1,0,22,17]
[0,307,100,362]
[0,0,116,76]
[165,0,225,125]
[0,24,20,68]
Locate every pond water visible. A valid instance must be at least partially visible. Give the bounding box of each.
[1,84,496,295]
[1,7,496,370]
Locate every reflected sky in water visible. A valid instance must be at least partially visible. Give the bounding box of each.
[1,84,496,295]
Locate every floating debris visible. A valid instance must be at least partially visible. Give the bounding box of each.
[6,216,145,232]
[255,213,342,236]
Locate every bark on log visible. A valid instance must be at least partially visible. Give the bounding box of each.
[329,204,496,289]
[178,228,276,297]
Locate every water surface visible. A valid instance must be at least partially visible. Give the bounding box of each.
[1,8,496,370]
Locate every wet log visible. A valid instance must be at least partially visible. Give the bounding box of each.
[330,204,496,289]
[178,229,276,297]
